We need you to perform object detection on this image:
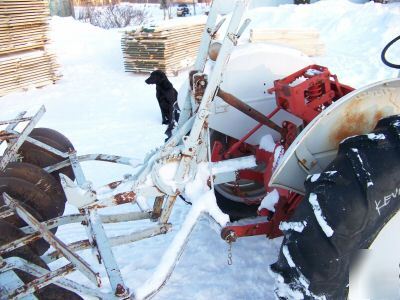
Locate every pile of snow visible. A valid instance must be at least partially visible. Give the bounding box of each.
[221,0,400,87]
[1,1,399,299]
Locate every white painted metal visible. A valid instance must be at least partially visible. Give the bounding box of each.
[44,153,140,173]
[88,210,129,297]
[270,78,400,194]
[24,135,69,158]
[178,0,220,127]
[0,269,37,300]
[0,105,45,171]
[175,0,249,184]
[1,257,118,300]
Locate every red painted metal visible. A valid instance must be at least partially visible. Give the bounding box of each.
[218,65,354,240]
[267,64,354,123]
[224,107,281,158]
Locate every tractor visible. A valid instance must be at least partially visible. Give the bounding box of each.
[0,0,399,299]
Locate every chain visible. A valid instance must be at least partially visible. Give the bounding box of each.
[227,241,233,265]
[224,230,236,266]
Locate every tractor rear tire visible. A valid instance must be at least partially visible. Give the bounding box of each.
[0,220,82,299]
[1,162,66,217]
[18,127,75,181]
[270,115,400,299]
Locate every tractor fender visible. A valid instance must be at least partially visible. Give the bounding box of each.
[270,78,400,194]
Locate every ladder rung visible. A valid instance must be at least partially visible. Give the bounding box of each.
[0,116,32,126]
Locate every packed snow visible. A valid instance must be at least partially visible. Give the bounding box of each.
[259,189,280,212]
[351,148,374,187]
[367,133,386,140]
[279,220,307,233]
[308,193,334,237]
[1,0,400,299]
[308,173,320,183]
[211,155,256,174]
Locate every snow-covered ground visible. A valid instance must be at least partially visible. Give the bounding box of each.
[1,0,400,299]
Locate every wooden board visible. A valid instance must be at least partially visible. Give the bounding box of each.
[249,28,326,57]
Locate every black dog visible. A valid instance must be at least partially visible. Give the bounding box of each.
[145,70,180,140]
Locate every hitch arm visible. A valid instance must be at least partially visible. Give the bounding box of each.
[216,89,283,135]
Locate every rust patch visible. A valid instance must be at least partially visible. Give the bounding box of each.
[114,191,136,205]
[89,203,107,209]
[330,98,384,146]
[108,180,122,190]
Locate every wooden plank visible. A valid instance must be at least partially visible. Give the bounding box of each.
[249,28,325,57]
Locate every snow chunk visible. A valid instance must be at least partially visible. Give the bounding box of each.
[306,173,320,182]
[211,156,256,175]
[305,68,322,76]
[290,76,306,87]
[136,195,150,212]
[324,171,337,176]
[279,221,307,233]
[158,160,179,192]
[129,158,142,167]
[259,189,279,212]
[308,193,334,237]
[259,134,275,152]
[184,163,230,226]
[282,245,296,268]
[271,271,305,300]
[351,148,373,187]
[367,133,385,140]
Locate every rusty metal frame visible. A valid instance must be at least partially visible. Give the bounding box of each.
[0,257,118,300]
[1,193,172,299]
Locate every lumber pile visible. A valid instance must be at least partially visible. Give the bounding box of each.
[0,0,60,96]
[73,0,120,6]
[0,51,59,97]
[121,20,205,76]
[249,28,325,57]
[73,0,119,6]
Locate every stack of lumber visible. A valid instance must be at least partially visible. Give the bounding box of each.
[249,28,325,57]
[0,51,59,97]
[73,0,119,6]
[121,20,205,76]
[0,0,60,96]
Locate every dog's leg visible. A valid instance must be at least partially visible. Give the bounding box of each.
[164,103,176,140]
[161,105,169,125]
[173,102,180,123]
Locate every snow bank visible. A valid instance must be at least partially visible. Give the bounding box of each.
[221,0,400,87]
